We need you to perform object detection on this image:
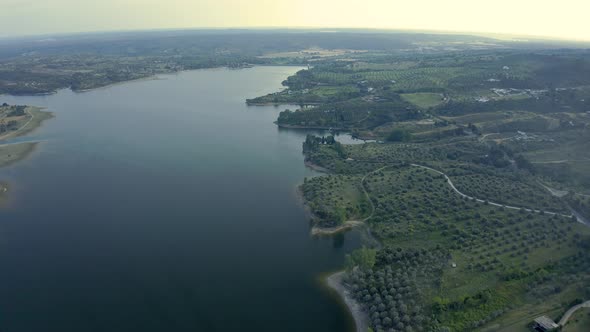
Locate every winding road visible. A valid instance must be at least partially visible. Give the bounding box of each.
[558,300,590,326]
[313,162,579,236]
[359,165,390,222]
[409,164,574,218]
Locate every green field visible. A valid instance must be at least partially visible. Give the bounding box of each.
[400,92,445,109]
[299,138,590,331]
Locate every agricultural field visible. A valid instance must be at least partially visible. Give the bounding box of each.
[277,47,590,332]
[253,49,590,138]
[258,48,367,59]
[247,85,361,105]
[310,66,482,91]
[400,93,445,109]
[304,154,590,331]
[504,128,590,191]
[442,111,528,127]
[444,164,569,213]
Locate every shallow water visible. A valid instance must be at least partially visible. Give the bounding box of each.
[0,67,360,332]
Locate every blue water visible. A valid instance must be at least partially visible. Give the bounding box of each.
[0,67,359,332]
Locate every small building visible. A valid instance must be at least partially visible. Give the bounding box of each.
[532,316,559,332]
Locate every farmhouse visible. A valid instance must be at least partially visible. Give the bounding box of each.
[532,316,559,332]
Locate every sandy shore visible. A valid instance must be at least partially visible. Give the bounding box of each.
[304,160,331,173]
[277,123,344,130]
[326,271,369,332]
[311,220,364,236]
[246,101,323,106]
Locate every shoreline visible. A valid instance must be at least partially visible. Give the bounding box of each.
[0,107,54,141]
[73,75,165,93]
[311,220,364,236]
[300,161,368,236]
[0,106,54,200]
[1,65,304,98]
[304,159,331,173]
[246,101,323,106]
[296,176,365,236]
[325,271,369,332]
[278,123,346,130]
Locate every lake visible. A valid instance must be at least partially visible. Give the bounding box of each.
[0,67,361,332]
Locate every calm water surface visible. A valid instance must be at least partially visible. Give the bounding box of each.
[0,67,360,332]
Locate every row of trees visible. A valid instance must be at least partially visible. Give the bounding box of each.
[344,247,450,331]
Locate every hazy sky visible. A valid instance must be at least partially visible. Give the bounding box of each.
[1,0,589,41]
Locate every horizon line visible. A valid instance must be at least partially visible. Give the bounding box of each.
[1,26,589,44]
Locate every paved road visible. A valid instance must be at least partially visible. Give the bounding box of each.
[558,300,590,326]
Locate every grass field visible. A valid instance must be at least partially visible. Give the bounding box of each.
[400,92,445,109]
[311,85,359,97]
[442,111,516,125]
